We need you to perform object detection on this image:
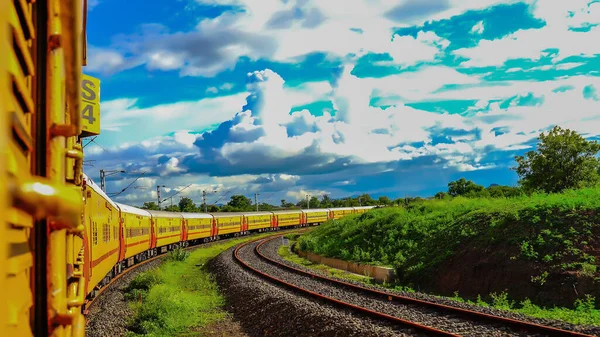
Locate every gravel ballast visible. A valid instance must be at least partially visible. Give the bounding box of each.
[209,244,416,337]
[85,258,164,337]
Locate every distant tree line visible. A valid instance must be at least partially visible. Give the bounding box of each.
[140,126,600,212]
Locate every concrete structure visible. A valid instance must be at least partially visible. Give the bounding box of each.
[294,247,395,284]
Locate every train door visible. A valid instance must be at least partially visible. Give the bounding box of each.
[150,219,157,249]
[212,218,218,237]
[180,219,187,242]
[118,215,126,261]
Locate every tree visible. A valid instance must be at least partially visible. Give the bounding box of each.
[320,195,333,208]
[178,197,197,212]
[513,126,600,193]
[309,196,320,209]
[447,178,484,197]
[141,201,160,210]
[164,205,180,212]
[227,195,252,210]
[206,205,220,212]
[433,192,447,200]
[378,196,391,205]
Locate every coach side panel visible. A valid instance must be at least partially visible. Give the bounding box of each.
[86,188,120,291]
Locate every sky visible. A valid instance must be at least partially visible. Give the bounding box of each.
[83,0,600,207]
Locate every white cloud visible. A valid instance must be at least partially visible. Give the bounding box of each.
[471,21,485,35]
[99,92,248,145]
[455,1,600,67]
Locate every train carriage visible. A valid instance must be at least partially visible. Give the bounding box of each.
[302,209,330,225]
[243,211,274,232]
[147,210,183,253]
[353,206,376,214]
[115,203,152,267]
[329,207,355,220]
[183,212,215,243]
[83,176,121,296]
[211,212,244,237]
[272,210,303,228]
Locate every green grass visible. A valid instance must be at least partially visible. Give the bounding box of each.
[284,238,600,326]
[278,242,373,284]
[296,187,600,326]
[124,233,282,337]
[299,187,600,285]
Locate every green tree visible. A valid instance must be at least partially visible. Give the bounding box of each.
[378,196,391,205]
[513,126,600,193]
[433,192,447,200]
[178,197,197,212]
[227,195,252,211]
[447,178,484,197]
[309,196,320,208]
[164,205,180,212]
[141,201,160,210]
[320,195,333,208]
[206,205,220,212]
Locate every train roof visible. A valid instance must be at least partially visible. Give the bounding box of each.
[146,209,183,218]
[241,211,273,216]
[115,202,151,216]
[302,208,330,213]
[271,209,302,214]
[83,173,119,209]
[181,212,213,219]
[209,212,245,217]
[353,206,376,209]
[332,207,355,211]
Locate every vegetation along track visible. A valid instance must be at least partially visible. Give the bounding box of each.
[234,235,596,337]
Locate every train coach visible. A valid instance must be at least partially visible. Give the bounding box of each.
[81,173,377,303]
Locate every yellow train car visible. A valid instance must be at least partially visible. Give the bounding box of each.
[330,207,355,220]
[115,203,152,267]
[183,212,215,243]
[272,210,303,228]
[302,209,330,225]
[211,212,244,236]
[83,176,121,296]
[243,212,273,232]
[147,210,183,253]
[353,206,375,214]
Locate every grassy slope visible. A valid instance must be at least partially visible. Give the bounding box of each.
[124,234,275,337]
[298,188,600,323]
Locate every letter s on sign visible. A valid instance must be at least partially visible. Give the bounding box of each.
[82,79,96,101]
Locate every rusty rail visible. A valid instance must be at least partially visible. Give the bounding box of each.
[234,237,458,336]
[254,235,595,337]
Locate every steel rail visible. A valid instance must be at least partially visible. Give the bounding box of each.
[234,237,459,336]
[255,235,595,337]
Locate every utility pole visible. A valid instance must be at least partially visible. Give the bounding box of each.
[157,185,165,209]
[203,190,207,212]
[100,169,125,192]
[255,193,259,212]
[306,194,311,209]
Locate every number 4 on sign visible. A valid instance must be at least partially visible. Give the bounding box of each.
[82,104,96,124]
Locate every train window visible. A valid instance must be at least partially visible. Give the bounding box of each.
[103,224,110,243]
[93,223,98,245]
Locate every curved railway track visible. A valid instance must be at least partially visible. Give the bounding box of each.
[234,235,596,337]
[84,228,307,314]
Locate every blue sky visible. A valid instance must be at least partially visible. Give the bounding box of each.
[83,0,600,207]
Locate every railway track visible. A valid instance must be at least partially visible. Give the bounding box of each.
[234,235,597,337]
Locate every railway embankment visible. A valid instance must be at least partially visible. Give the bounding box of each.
[297,187,600,326]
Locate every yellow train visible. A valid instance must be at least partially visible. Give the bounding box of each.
[0,2,376,337]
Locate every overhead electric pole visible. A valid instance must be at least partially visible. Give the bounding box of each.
[99,169,125,192]
[203,190,208,212]
[157,185,165,209]
[255,193,259,212]
[306,194,311,209]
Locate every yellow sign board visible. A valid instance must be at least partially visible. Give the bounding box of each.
[80,73,100,137]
